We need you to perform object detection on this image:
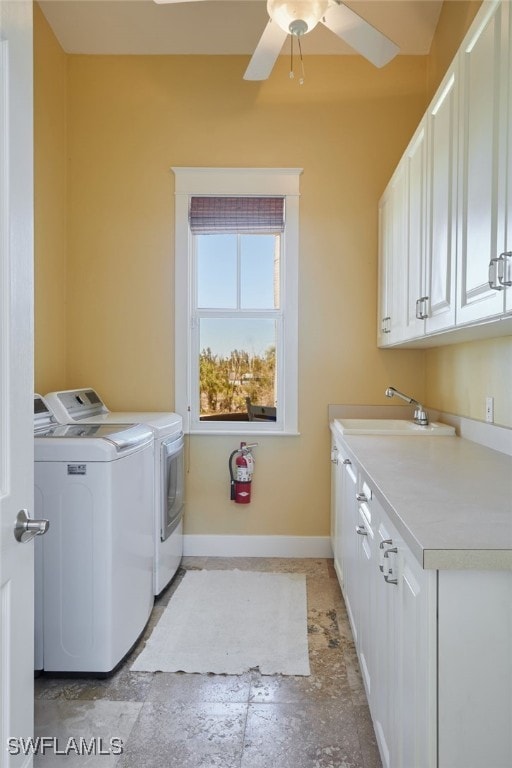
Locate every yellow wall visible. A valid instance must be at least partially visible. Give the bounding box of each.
[426,338,512,426]
[33,1,510,541]
[63,53,427,536]
[33,2,68,393]
[426,0,482,98]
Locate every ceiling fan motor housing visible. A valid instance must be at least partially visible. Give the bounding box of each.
[267,0,329,36]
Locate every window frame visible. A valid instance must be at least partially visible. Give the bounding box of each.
[173,167,301,435]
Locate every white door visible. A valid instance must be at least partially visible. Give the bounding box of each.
[425,65,457,333]
[398,548,436,768]
[503,0,512,314]
[457,0,507,323]
[377,188,393,346]
[0,1,35,765]
[404,123,428,340]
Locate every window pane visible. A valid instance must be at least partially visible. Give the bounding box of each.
[199,318,276,420]
[240,235,279,309]
[197,234,237,308]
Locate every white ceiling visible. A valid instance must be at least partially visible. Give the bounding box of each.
[38,0,444,57]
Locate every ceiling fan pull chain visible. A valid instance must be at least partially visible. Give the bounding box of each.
[289,34,294,79]
[297,36,305,85]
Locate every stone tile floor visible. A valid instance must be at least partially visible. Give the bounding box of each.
[34,557,381,768]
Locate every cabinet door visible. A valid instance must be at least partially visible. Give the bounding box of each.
[330,439,340,574]
[425,66,457,333]
[330,438,350,584]
[398,546,436,768]
[404,124,428,339]
[378,189,392,346]
[356,499,377,701]
[457,0,507,323]
[374,499,436,768]
[504,1,512,314]
[340,459,359,641]
[378,166,407,345]
[373,515,400,768]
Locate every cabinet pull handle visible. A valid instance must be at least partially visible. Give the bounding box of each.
[384,573,398,585]
[331,447,338,465]
[356,493,368,502]
[342,458,351,465]
[416,296,429,319]
[383,547,398,558]
[355,525,368,536]
[498,251,512,288]
[489,256,504,291]
[379,539,394,571]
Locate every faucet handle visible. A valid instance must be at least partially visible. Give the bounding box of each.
[413,405,429,426]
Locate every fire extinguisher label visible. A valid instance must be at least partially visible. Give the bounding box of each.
[236,467,251,482]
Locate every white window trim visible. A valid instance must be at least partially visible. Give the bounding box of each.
[173,167,301,435]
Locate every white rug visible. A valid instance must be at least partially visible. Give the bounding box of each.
[131,569,310,676]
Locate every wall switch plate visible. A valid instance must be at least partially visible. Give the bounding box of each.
[485,396,494,423]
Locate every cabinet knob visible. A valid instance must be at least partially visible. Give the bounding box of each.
[356,493,368,502]
[342,458,351,465]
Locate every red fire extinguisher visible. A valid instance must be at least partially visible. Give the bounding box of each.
[229,442,258,504]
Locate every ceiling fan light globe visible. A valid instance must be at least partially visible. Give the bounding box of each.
[267,0,329,36]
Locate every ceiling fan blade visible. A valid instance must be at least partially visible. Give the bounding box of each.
[322,3,399,68]
[244,20,288,81]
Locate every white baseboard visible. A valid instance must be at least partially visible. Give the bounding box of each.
[183,535,333,559]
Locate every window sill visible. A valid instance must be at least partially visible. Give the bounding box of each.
[187,429,301,437]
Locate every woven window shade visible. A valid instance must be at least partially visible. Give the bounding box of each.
[189,196,285,234]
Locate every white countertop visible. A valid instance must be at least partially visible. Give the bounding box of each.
[330,421,512,570]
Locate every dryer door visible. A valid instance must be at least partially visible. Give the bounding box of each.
[161,435,185,541]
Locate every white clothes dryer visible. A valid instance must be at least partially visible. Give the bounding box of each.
[34,395,154,674]
[44,388,184,595]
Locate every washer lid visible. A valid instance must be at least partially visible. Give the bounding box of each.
[35,422,153,451]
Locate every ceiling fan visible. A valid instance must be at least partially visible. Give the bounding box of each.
[154,0,400,81]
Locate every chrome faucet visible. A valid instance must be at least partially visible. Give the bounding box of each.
[385,386,429,426]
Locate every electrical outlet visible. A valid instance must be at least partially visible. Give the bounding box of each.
[485,396,494,423]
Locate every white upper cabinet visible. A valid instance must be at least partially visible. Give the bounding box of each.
[457,0,510,324]
[378,0,512,346]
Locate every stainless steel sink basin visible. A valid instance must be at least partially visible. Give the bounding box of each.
[334,418,455,436]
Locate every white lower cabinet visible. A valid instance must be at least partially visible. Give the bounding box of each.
[330,434,511,768]
[366,483,436,768]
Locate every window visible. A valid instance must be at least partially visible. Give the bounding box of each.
[173,168,301,434]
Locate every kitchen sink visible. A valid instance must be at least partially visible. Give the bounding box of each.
[334,418,455,436]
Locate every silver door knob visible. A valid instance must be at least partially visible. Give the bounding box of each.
[14,509,49,543]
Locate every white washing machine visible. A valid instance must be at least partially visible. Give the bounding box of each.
[44,388,184,595]
[34,395,154,674]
